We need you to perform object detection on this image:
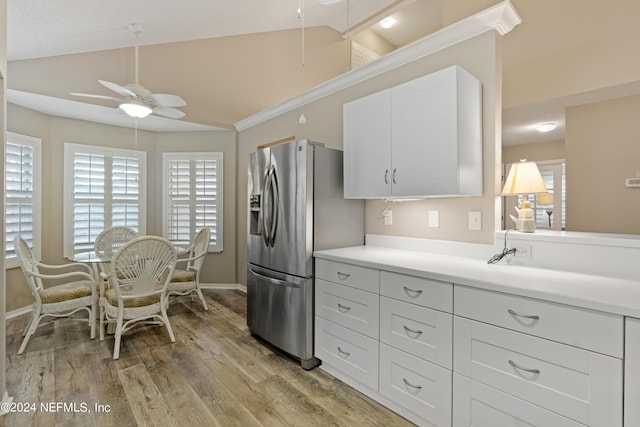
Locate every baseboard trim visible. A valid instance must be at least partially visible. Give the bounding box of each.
[199,283,246,293]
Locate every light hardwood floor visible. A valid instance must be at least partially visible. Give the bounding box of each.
[3,290,415,426]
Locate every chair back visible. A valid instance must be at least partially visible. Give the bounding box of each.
[188,227,211,272]
[13,236,44,298]
[109,236,177,300]
[95,226,138,261]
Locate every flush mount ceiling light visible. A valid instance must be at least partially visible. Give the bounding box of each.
[318,0,342,4]
[380,16,396,29]
[535,122,557,133]
[119,100,153,119]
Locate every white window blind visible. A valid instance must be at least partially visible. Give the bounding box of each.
[5,133,42,267]
[64,143,146,256]
[163,152,223,252]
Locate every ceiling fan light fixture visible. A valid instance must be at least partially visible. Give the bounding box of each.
[119,100,152,118]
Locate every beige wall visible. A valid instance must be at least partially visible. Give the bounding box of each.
[236,31,502,286]
[6,104,237,312]
[503,140,565,164]
[566,94,640,234]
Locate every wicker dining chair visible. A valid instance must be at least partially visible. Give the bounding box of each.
[14,236,97,355]
[167,227,211,311]
[99,235,177,359]
[94,226,139,261]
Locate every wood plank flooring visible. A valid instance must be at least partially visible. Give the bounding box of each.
[3,290,415,427]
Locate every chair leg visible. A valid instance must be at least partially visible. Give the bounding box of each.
[161,304,176,343]
[113,316,123,360]
[18,314,41,355]
[195,288,208,311]
[89,302,96,340]
[99,304,106,341]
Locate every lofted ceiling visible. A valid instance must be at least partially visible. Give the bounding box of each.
[7,0,639,143]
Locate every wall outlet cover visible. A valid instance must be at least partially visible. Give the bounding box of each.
[428,210,439,228]
[469,211,482,230]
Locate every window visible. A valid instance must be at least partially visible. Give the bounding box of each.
[5,132,41,267]
[162,152,223,252]
[63,143,146,256]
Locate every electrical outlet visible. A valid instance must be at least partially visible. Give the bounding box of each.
[383,209,393,225]
[513,244,532,258]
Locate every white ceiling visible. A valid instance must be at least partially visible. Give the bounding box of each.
[7,0,406,61]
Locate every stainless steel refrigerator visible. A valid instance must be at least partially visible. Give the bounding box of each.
[247,139,364,370]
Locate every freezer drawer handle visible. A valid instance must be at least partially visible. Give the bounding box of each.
[403,378,423,390]
[403,325,423,337]
[507,309,540,320]
[337,303,351,312]
[508,359,541,375]
[403,286,423,297]
[248,268,301,288]
[336,272,351,280]
[337,346,351,357]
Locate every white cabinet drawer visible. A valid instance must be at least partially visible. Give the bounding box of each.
[316,279,379,339]
[379,344,452,427]
[315,259,379,293]
[315,317,378,391]
[453,374,585,427]
[454,317,622,426]
[380,271,452,312]
[454,285,623,358]
[380,296,452,369]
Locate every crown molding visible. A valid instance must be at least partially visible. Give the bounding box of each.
[235,0,521,131]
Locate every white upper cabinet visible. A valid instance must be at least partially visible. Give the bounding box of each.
[343,65,483,199]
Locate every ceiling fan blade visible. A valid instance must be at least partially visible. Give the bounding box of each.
[70,92,123,101]
[98,80,137,98]
[151,93,187,108]
[153,106,185,119]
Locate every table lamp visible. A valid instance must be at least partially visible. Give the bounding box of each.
[536,192,554,228]
[502,159,548,232]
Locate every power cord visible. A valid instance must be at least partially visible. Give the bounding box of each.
[487,229,516,264]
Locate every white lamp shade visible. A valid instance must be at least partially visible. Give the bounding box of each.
[502,160,548,196]
[119,100,152,118]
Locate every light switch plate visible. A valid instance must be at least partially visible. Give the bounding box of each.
[469,211,482,230]
[428,210,439,228]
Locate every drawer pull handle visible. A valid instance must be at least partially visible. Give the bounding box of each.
[508,360,541,374]
[337,346,351,357]
[337,272,351,280]
[402,378,423,390]
[507,309,540,320]
[403,286,423,297]
[403,325,423,336]
[337,303,351,312]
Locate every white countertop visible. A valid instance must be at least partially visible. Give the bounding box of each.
[314,245,640,318]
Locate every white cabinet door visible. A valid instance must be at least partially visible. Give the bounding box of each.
[343,89,392,198]
[625,317,640,427]
[453,374,585,427]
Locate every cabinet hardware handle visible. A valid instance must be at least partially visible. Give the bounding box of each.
[507,309,540,320]
[508,360,541,374]
[337,303,351,312]
[403,286,423,296]
[402,378,423,390]
[337,271,351,280]
[403,325,423,336]
[392,168,397,184]
[337,346,351,357]
[384,169,389,185]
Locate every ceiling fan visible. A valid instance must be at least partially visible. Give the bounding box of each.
[70,23,186,120]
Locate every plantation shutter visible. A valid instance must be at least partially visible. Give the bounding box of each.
[164,153,222,252]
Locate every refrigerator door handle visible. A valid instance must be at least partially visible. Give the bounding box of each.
[248,267,301,288]
[269,168,279,247]
[262,167,272,246]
